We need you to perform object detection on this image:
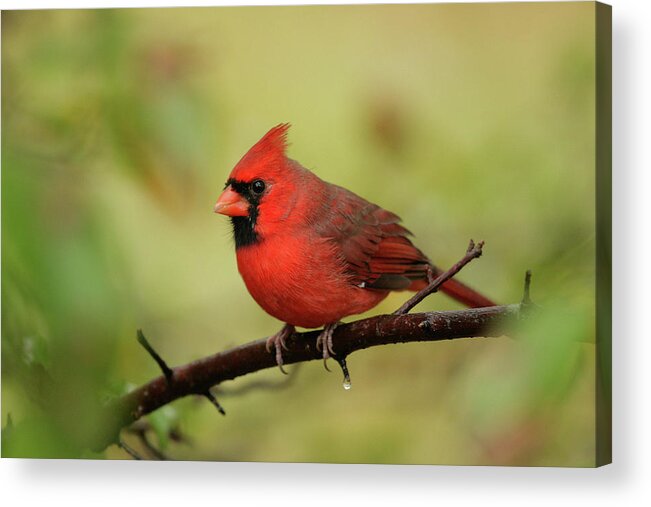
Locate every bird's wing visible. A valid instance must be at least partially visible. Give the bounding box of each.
[319,185,430,290]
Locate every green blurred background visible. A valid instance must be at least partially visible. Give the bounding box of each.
[2,2,598,465]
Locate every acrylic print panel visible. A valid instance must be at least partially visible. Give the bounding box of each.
[1,1,611,466]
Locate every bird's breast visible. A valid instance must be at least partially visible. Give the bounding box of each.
[235,233,387,328]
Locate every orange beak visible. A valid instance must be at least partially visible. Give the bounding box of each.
[214,186,249,216]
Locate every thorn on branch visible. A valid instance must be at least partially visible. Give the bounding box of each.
[137,329,173,382]
[394,239,485,315]
[521,270,533,306]
[203,390,226,416]
[519,270,539,318]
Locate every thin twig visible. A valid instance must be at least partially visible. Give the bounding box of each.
[394,239,485,315]
[118,439,143,460]
[126,420,186,448]
[137,329,173,382]
[132,428,168,460]
[214,364,302,397]
[140,435,168,461]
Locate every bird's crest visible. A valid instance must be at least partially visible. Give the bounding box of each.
[253,123,290,155]
[230,123,291,181]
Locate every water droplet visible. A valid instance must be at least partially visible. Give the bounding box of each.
[337,356,352,391]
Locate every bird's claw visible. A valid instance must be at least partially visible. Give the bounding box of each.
[265,324,295,375]
[316,322,340,371]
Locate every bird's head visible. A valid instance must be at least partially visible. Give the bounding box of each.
[214,123,310,248]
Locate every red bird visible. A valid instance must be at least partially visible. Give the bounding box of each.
[214,124,494,371]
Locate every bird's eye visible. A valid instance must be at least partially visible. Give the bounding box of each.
[251,179,266,195]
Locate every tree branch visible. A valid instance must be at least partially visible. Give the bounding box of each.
[98,303,522,450]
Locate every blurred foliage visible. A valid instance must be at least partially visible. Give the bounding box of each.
[2,3,598,465]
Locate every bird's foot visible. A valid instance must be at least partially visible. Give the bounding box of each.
[316,322,340,371]
[265,324,295,375]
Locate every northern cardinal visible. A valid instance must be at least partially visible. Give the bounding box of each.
[214,124,495,371]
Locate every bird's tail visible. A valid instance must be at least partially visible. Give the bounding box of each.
[408,268,496,308]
